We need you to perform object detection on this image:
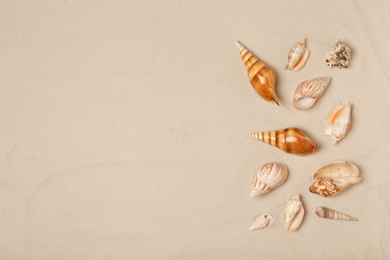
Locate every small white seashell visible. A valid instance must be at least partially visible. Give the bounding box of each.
[250,162,288,198]
[315,207,358,221]
[324,101,353,144]
[325,40,351,68]
[284,195,305,231]
[285,39,310,71]
[293,77,331,110]
[309,161,361,197]
[249,212,273,231]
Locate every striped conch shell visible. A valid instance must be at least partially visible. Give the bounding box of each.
[325,39,351,68]
[285,39,310,71]
[293,77,331,110]
[315,207,358,221]
[309,161,361,197]
[249,212,273,231]
[324,101,353,144]
[236,41,280,106]
[284,195,304,231]
[250,162,288,198]
[251,127,319,156]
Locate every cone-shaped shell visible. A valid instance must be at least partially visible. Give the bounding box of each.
[251,127,319,156]
[309,161,361,197]
[236,41,280,106]
[315,207,358,221]
[249,212,273,231]
[325,39,351,68]
[324,101,353,144]
[293,77,331,110]
[285,39,310,71]
[250,162,288,198]
[284,195,304,231]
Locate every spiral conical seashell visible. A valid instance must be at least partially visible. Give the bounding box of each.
[324,101,353,144]
[309,161,361,197]
[284,195,305,231]
[236,41,280,106]
[315,207,358,221]
[293,77,331,110]
[250,162,288,198]
[325,39,351,68]
[251,127,319,156]
[285,39,310,71]
[249,212,273,231]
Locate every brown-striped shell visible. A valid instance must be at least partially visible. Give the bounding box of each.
[285,39,310,71]
[236,41,280,106]
[251,127,319,156]
[309,161,361,197]
[250,162,288,198]
[315,207,358,221]
[284,195,305,231]
[293,77,331,110]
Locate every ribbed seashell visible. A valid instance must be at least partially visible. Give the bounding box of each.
[250,162,288,198]
[284,195,304,231]
[315,207,358,221]
[325,40,351,68]
[251,127,319,156]
[324,101,353,144]
[293,77,331,110]
[249,212,273,231]
[309,161,361,197]
[285,39,310,71]
[236,41,280,106]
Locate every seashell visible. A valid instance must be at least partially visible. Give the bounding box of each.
[324,101,353,144]
[250,162,288,198]
[309,161,361,197]
[315,207,358,221]
[293,77,331,110]
[249,212,273,231]
[251,127,319,156]
[285,39,310,71]
[236,41,280,106]
[284,195,304,231]
[325,39,351,68]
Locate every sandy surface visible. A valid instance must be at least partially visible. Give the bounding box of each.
[1,1,390,259]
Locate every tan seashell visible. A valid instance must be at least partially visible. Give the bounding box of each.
[236,41,280,106]
[284,195,304,231]
[324,101,353,144]
[309,161,361,197]
[249,212,273,231]
[285,39,310,71]
[293,77,331,110]
[250,162,288,198]
[325,39,351,68]
[251,127,319,156]
[315,207,358,221]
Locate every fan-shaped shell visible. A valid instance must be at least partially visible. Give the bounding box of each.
[309,161,361,197]
[324,101,353,144]
[250,162,288,198]
[285,39,310,71]
[249,212,273,231]
[236,41,280,106]
[293,77,331,110]
[251,127,319,156]
[315,207,358,221]
[284,195,305,231]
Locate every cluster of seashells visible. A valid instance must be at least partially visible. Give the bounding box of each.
[235,39,359,231]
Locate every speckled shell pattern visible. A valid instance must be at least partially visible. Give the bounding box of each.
[236,42,280,106]
[315,207,358,221]
[251,127,319,156]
